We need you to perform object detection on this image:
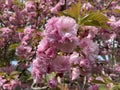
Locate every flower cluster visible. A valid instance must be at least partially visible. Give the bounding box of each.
[0,0,120,90]
[31,16,100,89]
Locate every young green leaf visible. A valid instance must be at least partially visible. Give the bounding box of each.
[58,2,81,22]
[9,43,20,51]
[92,79,106,84]
[79,12,110,29]
[99,85,107,90]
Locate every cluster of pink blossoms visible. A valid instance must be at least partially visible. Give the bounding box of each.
[0,0,120,90]
[0,65,32,90]
[16,27,35,59]
[31,16,99,88]
[0,65,19,90]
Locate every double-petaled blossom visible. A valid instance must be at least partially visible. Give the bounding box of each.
[44,17,60,43]
[25,1,36,12]
[0,76,7,87]
[16,27,35,58]
[51,56,70,73]
[24,27,35,35]
[36,37,57,58]
[70,53,91,79]
[45,16,78,40]
[56,16,78,37]
[31,58,48,83]
[5,0,13,8]
[50,0,76,13]
[44,16,79,52]
[79,38,99,61]
[3,80,19,90]
[37,37,50,53]
[48,78,58,88]
[0,27,12,39]
[16,44,32,58]
[56,36,79,52]
[45,47,56,58]
[23,27,35,41]
[51,2,62,13]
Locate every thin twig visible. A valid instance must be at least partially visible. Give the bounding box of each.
[81,76,86,90]
[105,0,114,10]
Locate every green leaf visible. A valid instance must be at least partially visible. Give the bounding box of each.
[79,12,110,29]
[10,71,19,76]
[10,71,20,77]
[113,9,120,14]
[99,85,107,90]
[9,43,20,51]
[0,72,6,76]
[58,2,81,22]
[112,84,120,90]
[43,72,56,83]
[27,76,33,81]
[103,78,112,84]
[83,20,101,26]
[92,79,106,84]
[17,28,24,33]
[101,74,112,84]
[13,0,24,9]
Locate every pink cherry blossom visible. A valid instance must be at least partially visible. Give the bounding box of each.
[51,2,62,13]
[56,16,78,37]
[48,78,58,88]
[25,1,36,12]
[31,58,48,83]
[56,36,79,52]
[69,52,80,65]
[51,56,70,73]
[79,38,99,59]
[37,37,49,53]
[16,45,32,58]
[0,27,12,39]
[71,67,80,80]
[24,27,35,35]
